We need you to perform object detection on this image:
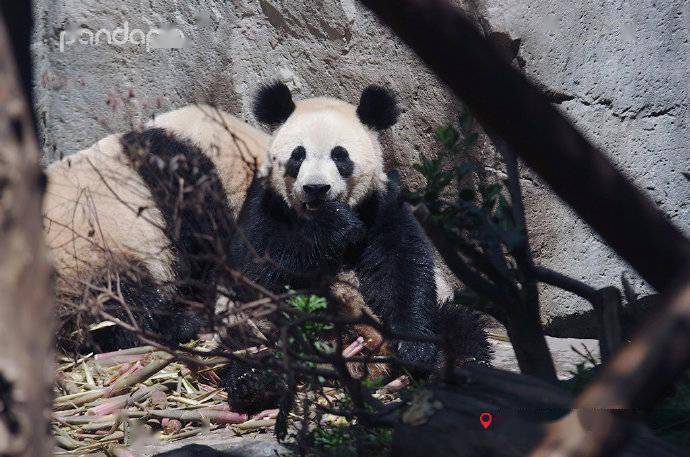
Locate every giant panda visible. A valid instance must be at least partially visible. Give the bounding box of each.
[231,82,491,369]
[44,104,269,351]
[44,83,491,412]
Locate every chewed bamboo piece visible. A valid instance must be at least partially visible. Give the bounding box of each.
[55,353,174,408]
[53,326,407,453]
[52,343,281,453]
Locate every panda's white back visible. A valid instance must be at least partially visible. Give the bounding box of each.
[43,104,269,289]
[148,104,270,212]
[43,132,174,287]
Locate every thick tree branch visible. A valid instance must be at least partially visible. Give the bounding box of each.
[0,4,54,456]
[534,266,600,305]
[413,204,558,383]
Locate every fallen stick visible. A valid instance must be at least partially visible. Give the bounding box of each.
[161,428,201,441]
[54,413,116,425]
[87,383,168,416]
[53,428,83,450]
[104,362,138,386]
[78,419,118,432]
[232,418,276,433]
[380,376,410,393]
[148,408,249,424]
[252,408,279,420]
[99,354,150,367]
[86,394,130,416]
[55,372,81,395]
[69,431,124,452]
[343,337,365,358]
[95,346,157,361]
[57,353,94,372]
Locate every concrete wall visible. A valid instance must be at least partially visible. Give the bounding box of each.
[32,0,689,320]
[484,0,689,318]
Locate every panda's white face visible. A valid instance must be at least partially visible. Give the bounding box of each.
[266,97,387,212]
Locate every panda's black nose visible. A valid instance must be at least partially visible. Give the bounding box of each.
[303,184,331,198]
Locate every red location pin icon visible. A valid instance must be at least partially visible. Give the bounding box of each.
[479,412,493,429]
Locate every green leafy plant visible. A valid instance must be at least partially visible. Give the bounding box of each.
[287,294,331,342]
[313,425,392,457]
[409,113,517,236]
[280,293,335,365]
[405,106,559,382]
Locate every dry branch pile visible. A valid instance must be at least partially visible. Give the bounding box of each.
[51,337,405,455]
[52,344,271,454]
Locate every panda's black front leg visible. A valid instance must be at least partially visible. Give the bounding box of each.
[231,178,365,297]
[225,181,365,413]
[355,196,440,368]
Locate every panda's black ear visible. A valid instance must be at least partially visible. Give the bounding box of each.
[253,81,295,126]
[356,85,399,131]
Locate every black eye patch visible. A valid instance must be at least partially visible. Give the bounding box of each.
[331,146,354,178]
[285,146,305,178]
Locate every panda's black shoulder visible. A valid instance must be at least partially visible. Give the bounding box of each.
[120,127,236,293]
[353,172,409,229]
[238,176,295,225]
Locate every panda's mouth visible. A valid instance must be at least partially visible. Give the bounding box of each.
[303,200,325,211]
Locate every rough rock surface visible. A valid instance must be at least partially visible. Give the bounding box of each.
[490,335,600,380]
[483,0,690,318]
[32,0,689,319]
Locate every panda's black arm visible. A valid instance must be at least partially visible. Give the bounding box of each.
[230,179,364,295]
[355,190,440,366]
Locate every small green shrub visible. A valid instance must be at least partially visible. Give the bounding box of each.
[312,425,392,457]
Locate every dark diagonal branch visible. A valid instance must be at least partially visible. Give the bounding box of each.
[359,0,690,292]
[358,1,690,455]
[534,266,599,305]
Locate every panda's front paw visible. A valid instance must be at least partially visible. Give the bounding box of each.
[319,201,365,244]
[219,362,286,414]
[396,340,439,368]
[341,212,365,244]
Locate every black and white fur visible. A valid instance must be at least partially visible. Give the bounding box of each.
[44,105,269,350]
[147,84,491,457]
[45,84,490,414]
[233,82,489,367]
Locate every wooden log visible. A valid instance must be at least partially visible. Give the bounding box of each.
[532,273,690,456]
[391,366,686,457]
[0,3,54,456]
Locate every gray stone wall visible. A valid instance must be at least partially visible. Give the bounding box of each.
[32,0,689,320]
[485,0,689,318]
